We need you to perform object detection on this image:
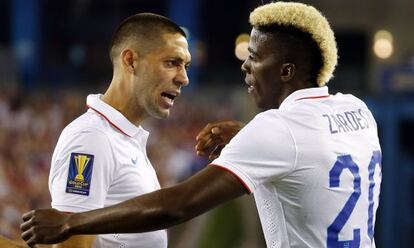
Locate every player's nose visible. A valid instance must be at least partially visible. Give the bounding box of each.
[174,67,189,86]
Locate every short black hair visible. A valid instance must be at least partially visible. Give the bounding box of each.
[258,25,323,86]
[109,13,186,64]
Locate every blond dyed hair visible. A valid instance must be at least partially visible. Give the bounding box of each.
[250,2,337,86]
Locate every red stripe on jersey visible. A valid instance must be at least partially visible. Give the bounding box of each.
[295,95,330,101]
[210,164,253,194]
[87,105,131,138]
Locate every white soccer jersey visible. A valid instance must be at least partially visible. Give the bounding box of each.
[212,86,381,248]
[49,94,167,248]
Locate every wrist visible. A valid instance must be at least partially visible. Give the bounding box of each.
[65,212,78,235]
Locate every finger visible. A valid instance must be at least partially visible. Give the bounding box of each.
[195,143,206,155]
[208,153,219,160]
[209,144,225,160]
[22,210,35,222]
[196,143,209,155]
[195,125,212,141]
[208,155,218,161]
[26,234,38,247]
[212,144,225,155]
[203,137,218,150]
[196,123,216,141]
[196,143,215,156]
[197,136,222,154]
[195,133,216,151]
[211,127,221,135]
[21,227,34,242]
[195,134,214,150]
[196,129,211,142]
[20,218,34,232]
[196,150,205,156]
[195,138,208,151]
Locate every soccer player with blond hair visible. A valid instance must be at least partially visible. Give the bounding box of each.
[22,2,381,247]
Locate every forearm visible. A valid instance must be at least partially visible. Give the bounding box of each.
[67,166,246,235]
[68,186,189,234]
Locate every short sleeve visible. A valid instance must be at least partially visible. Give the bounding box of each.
[211,111,297,193]
[49,128,115,212]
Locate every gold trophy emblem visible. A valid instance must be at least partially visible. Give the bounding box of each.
[74,155,90,182]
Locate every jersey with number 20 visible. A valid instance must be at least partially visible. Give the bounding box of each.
[212,86,382,248]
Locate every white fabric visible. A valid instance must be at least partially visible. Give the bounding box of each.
[213,86,381,248]
[49,94,167,248]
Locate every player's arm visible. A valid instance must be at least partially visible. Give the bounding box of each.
[21,165,248,246]
[195,120,245,160]
[51,235,95,248]
[34,129,112,247]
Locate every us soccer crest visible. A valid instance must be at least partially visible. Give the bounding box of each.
[66,152,94,196]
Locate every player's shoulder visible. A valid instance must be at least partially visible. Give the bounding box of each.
[59,110,112,143]
[252,109,282,123]
[52,112,114,163]
[287,91,370,115]
[246,109,293,133]
[331,92,368,107]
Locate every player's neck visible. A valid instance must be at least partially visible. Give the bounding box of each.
[276,80,315,108]
[102,80,148,127]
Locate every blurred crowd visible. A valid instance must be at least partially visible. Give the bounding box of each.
[0,87,237,241]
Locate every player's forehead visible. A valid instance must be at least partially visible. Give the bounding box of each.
[151,33,191,62]
[249,27,278,55]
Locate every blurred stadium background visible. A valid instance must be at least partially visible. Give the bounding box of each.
[0,0,413,247]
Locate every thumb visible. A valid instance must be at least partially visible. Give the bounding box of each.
[211,127,220,134]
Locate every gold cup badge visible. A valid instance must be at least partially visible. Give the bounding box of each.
[74,155,91,182]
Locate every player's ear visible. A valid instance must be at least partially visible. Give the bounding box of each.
[280,63,295,82]
[121,49,137,73]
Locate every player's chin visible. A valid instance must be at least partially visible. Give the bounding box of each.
[152,107,170,119]
[151,99,173,119]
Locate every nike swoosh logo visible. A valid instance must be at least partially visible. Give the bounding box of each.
[131,157,138,165]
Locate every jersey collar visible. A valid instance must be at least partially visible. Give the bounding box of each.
[86,94,145,138]
[279,86,330,110]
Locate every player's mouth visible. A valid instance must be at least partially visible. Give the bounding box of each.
[160,91,179,108]
[245,80,255,94]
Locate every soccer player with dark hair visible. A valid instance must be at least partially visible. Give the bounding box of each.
[22,13,190,248]
[22,3,381,247]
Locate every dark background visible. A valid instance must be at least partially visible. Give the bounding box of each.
[0,0,413,247]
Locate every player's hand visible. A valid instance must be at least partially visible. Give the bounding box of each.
[20,209,71,247]
[195,120,245,160]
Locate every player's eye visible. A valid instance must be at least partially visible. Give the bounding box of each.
[184,64,190,71]
[164,60,179,68]
[165,61,173,67]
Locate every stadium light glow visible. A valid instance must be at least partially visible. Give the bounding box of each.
[235,33,250,61]
[373,30,393,59]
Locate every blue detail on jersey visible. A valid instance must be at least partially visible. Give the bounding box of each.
[322,109,370,134]
[66,152,94,196]
[327,151,382,248]
[322,114,338,134]
[368,151,382,241]
[328,155,361,248]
